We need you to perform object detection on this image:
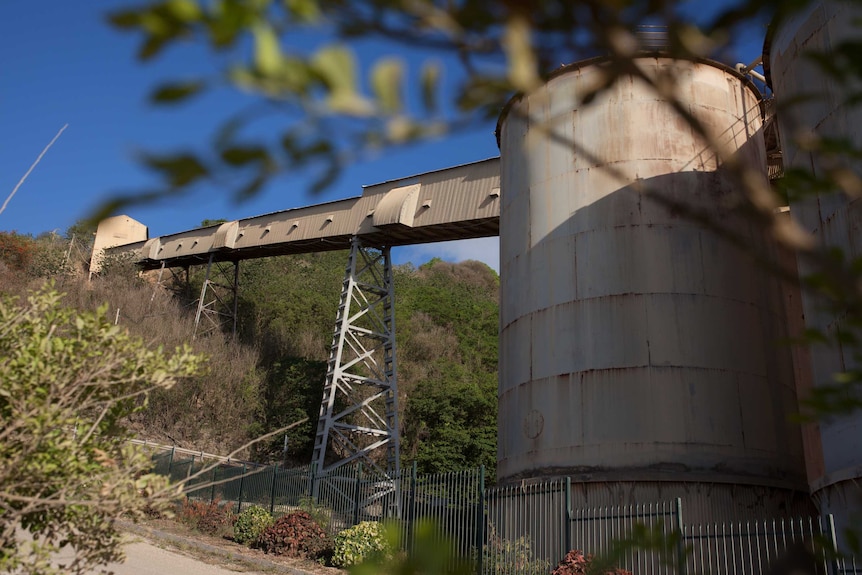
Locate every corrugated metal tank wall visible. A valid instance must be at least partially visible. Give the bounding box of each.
[767,0,862,538]
[496,57,810,520]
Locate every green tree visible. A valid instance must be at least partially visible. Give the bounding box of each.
[0,284,203,574]
[397,259,499,474]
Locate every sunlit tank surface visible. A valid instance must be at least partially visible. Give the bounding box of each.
[766,0,862,537]
[496,56,808,511]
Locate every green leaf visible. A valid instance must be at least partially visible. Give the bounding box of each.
[150,80,206,104]
[284,0,320,22]
[140,35,170,61]
[371,58,404,115]
[312,45,372,115]
[221,146,269,166]
[107,10,142,29]
[420,61,440,113]
[235,174,267,201]
[208,0,249,48]
[313,45,354,93]
[502,13,540,92]
[164,0,202,22]
[141,153,209,187]
[254,24,282,76]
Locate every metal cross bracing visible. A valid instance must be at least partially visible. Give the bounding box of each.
[193,254,240,339]
[150,261,195,304]
[312,237,400,482]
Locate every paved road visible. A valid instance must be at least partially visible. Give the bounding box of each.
[101,538,266,575]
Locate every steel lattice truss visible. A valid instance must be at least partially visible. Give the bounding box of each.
[312,238,400,479]
[193,254,239,339]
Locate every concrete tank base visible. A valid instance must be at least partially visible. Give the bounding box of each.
[527,479,815,523]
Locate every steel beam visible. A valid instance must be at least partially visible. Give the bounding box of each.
[193,254,240,339]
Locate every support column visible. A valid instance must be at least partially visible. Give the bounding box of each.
[193,254,240,339]
[311,237,400,480]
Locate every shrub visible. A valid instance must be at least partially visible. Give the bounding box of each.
[234,506,274,546]
[298,495,332,532]
[258,511,332,561]
[552,549,633,575]
[332,521,394,568]
[484,527,549,575]
[178,497,235,536]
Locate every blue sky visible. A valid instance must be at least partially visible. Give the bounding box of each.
[0,1,767,272]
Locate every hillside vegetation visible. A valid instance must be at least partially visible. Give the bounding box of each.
[0,229,500,477]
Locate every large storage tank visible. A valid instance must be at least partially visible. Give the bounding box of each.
[496,56,811,519]
[766,0,862,540]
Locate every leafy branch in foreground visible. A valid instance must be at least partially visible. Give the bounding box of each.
[0,283,204,575]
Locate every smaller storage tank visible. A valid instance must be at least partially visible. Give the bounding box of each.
[766,0,862,544]
[496,56,811,520]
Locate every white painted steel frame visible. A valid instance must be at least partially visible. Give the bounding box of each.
[193,253,240,339]
[312,237,400,479]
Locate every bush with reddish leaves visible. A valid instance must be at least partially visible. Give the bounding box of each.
[553,550,633,575]
[0,232,35,272]
[178,497,236,536]
[258,511,333,562]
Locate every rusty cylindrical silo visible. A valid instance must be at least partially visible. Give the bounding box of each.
[496,56,811,520]
[766,0,862,541]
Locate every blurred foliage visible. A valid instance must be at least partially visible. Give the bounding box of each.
[0,284,203,574]
[333,520,394,568]
[101,0,800,212]
[351,520,473,575]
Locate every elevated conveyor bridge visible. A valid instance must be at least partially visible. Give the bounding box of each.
[94,157,500,271]
[91,157,500,497]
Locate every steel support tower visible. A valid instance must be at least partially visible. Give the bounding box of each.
[312,237,400,479]
[193,254,239,339]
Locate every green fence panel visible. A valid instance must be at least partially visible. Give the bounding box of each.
[150,450,172,476]
[144,452,860,575]
[272,465,313,515]
[237,464,273,512]
[211,464,245,508]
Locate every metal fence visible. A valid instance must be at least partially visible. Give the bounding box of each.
[143,443,858,575]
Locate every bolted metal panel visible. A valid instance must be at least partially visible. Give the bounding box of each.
[767,0,862,546]
[497,57,807,508]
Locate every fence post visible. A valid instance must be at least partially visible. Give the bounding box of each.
[186,454,195,480]
[167,446,175,477]
[236,464,246,514]
[408,461,417,556]
[210,466,218,503]
[564,477,572,556]
[827,514,840,575]
[307,462,317,501]
[675,497,685,575]
[476,465,485,575]
[270,464,279,515]
[353,463,363,526]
